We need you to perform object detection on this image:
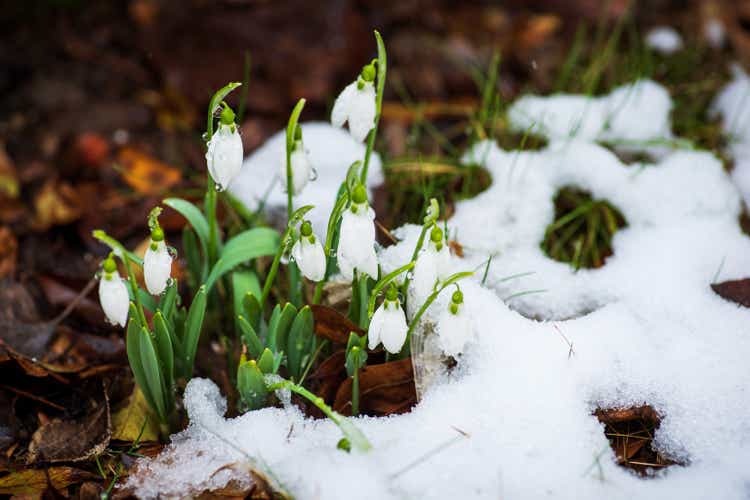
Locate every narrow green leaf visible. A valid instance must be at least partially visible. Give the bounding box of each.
[182,226,204,289]
[242,292,262,331]
[236,359,268,411]
[125,312,157,417]
[159,279,178,321]
[138,327,167,422]
[268,303,297,354]
[238,315,263,359]
[153,311,175,399]
[183,286,207,379]
[205,228,279,291]
[286,306,314,380]
[257,348,275,374]
[232,270,260,333]
[163,198,210,254]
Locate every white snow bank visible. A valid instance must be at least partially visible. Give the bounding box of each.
[645,27,684,55]
[508,80,673,144]
[128,81,750,499]
[229,122,382,237]
[713,65,750,208]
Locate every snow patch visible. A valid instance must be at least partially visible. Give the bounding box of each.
[127,81,750,499]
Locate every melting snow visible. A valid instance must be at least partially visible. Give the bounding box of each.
[127,80,750,499]
[645,27,684,55]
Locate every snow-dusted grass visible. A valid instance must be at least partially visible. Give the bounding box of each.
[126,79,750,499]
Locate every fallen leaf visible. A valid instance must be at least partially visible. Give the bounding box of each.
[711,278,750,308]
[117,147,181,195]
[32,179,83,230]
[0,226,17,279]
[27,385,110,463]
[0,466,95,495]
[72,132,110,169]
[310,305,363,344]
[111,386,159,443]
[0,143,18,200]
[333,358,416,416]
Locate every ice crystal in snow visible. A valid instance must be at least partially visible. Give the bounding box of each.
[127,79,750,500]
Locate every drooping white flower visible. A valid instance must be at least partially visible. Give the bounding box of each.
[409,225,451,316]
[98,256,129,327]
[205,105,243,191]
[281,139,312,195]
[144,228,172,296]
[331,63,377,142]
[368,286,408,354]
[337,185,378,280]
[437,290,473,357]
[292,221,326,282]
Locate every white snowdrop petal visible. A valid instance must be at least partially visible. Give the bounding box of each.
[99,275,129,327]
[412,249,439,308]
[331,83,356,128]
[290,149,312,195]
[360,246,379,279]
[348,83,377,142]
[367,305,385,350]
[144,243,172,295]
[206,125,244,190]
[294,238,326,282]
[380,305,408,354]
[338,208,377,277]
[437,308,473,357]
[336,244,354,282]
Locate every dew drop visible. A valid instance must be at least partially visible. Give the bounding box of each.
[215,182,225,192]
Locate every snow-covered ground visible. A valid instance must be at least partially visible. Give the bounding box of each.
[126,79,750,499]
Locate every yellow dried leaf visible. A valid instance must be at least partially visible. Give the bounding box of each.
[111,386,160,443]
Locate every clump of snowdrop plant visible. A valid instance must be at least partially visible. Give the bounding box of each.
[92,30,475,452]
[437,289,474,357]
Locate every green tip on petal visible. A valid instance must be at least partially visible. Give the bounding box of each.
[103,255,117,273]
[150,227,165,242]
[300,220,313,237]
[385,283,398,302]
[430,224,443,244]
[351,184,367,204]
[360,63,376,82]
[219,102,235,125]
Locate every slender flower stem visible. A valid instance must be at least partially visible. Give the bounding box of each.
[207,180,218,265]
[351,367,360,416]
[123,253,148,327]
[360,31,387,185]
[358,276,369,329]
[400,224,429,302]
[402,271,473,356]
[267,378,372,451]
[312,190,349,304]
[367,261,414,319]
[260,241,285,311]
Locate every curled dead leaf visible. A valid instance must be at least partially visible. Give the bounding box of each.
[117,147,181,195]
[27,384,111,463]
[32,179,83,230]
[111,386,160,443]
[0,466,96,495]
[333,358,416,416]
[0,143,18,200]
[310,305,363,344]
[0,226,17,279]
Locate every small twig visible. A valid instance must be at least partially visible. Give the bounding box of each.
[552,323,576,359]
[389,426,470,479]
[0,384,65,410]
[50,277,97,326]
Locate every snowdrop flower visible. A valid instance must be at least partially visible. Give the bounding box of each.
[331,62,377,142]
[98,254,129,327]
[337,184,378,280]
[144,226,172,295]
[437,290,473,357]
[410,225,451,315]
[291,220,326,281]
[205,103,243,191]
[281,126,313,195]
[368,285,408,353]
